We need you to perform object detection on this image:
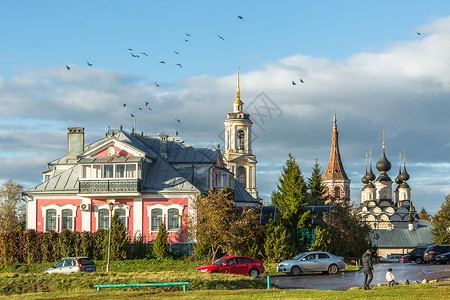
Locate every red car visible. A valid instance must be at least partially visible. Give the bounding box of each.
[195,255,264,278]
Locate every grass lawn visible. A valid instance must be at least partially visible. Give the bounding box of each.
[4,258,436,299]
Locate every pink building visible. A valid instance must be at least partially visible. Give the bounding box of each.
[24,127,257,243]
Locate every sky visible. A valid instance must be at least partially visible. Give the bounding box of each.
[1,0,450,214]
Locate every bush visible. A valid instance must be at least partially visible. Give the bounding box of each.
[153,224,170,259]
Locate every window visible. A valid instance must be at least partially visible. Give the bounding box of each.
[151,209,163,231]
[92,165,101,178]
[61,209,73,231]
[334,186,341,198]
[54,260,64,268]
[115,164,125,178]
[46,209,57,231]
[98,209,110,229]
[318,253,330,259]
[115,208,127,228]
[168,208,179,230]
[236,166,246,188]
[126,164,136,178]
[237,130,245,150]
[103,165,114,178]
[44,175,51,181]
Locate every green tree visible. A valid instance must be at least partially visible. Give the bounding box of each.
[153,223,170,259]
[0,179,25,231]
[263,221,296,263]
[431,195,450,244]
[103,211,129,261]
[313,202,372,257]
[307,159,327,205]
[271,153,311,230]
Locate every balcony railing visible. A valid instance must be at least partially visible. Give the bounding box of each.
[79,179,141,194]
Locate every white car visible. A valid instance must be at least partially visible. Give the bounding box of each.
[277,251,346,275]
[381,255,403,263]
[43,257,96,274]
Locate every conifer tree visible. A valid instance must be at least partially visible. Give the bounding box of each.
[153,223,170,259]
[271,153,311,230]
[431,195,450,244]
[263,221,296,263]
[418,207,432,222]
[307,159,327,205]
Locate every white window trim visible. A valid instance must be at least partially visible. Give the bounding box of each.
[41,203,78,232]
[146,203,184,233]
[79,163,139,180]
[93,203,131,229]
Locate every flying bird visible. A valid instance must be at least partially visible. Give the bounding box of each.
[154,82,160,87]
[299,78,304,83]
[175,118,181,123]
[128,48,133,51]
[238,16,243,20]
[185,33,191,37]
[65,65,70,70]
[174,51,180,54]
[147,107,152,111]
[417,32,421,35]
[217,35,225,40]
[292,81,296,85]
[159,61,165,64]
[141,52,148,56]
[87,62,93,66]
[139,107,142,110]
[123,103,127,107]
[185,39,189,42]
[145,101,149,106]
[176,64,182,68]
[131,53,139,58]
[131,114,135,118]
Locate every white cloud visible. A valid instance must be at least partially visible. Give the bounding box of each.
[1,17,450,214]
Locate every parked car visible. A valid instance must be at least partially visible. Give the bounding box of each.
[400,246,428,264]
[195,256,264,278]
[381,254,403,263]
[435,251,450,264]
[43,257,96,274]
[423,245,450,263]
[277,251,345,275]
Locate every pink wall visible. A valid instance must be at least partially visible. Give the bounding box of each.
[36,198,82,232]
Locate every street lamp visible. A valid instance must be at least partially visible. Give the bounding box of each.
[106,201,114,273]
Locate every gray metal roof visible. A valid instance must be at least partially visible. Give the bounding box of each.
[29,166,79,194]
[370,220,433,248]
[233,179,259,203]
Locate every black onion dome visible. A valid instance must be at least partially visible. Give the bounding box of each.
[400,164,410,182]
[395,166,403,184]
[362,166,369,184]
[367,164,376,182]
[376,148,391,173]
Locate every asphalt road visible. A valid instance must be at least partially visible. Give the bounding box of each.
[269,262,450,290]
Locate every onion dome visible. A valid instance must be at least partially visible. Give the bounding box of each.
[376,147,391,173]
[395,166,402,184]
[399,164,410,182]
[367,164,376,182]
[362,166,369,185]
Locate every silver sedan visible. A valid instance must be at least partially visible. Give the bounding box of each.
[277,251,346,275]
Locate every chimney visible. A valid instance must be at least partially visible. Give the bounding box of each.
[67,127,84,163]
[159,132,168,159]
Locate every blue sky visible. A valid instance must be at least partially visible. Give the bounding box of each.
[2,1,450,214]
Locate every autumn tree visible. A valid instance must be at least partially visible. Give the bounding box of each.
[431,195,450,245]
[271,153,312,230]
[418,207,432,222]
[307,159,327,205]
[0,179,25,231]
[190,188,263,261]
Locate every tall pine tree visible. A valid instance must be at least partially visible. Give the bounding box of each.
[271,153,311,230]
[307,159,327,205]
[431,195,450,244]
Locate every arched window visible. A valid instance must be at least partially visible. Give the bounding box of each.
[151,208,163,231]
[98,209,110,229]
[334,186,341,198]
[168,208,180,230]
[236,166,246,188]
[237,130,245,150]
[61,209,73,231]
[115,208,127,228]
[46,209,57,231]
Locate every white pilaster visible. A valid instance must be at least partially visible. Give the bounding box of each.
[133,198,143,237]
[81,198,92,232]
[26,198,37,230]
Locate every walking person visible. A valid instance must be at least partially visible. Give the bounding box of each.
[362,249,374,290]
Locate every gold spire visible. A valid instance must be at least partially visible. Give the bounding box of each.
[399,152,402,167]
[382,130,385,149]
[365,152,368,167]
[233,67,243,105]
